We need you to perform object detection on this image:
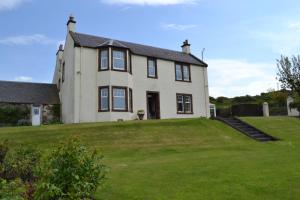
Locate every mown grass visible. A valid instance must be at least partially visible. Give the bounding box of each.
[0,117,300,200]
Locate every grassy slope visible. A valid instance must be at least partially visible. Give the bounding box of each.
[0,117,300,200]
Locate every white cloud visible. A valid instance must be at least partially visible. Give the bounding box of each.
[101,0,198,6]
[0,34,58,45]
[207,59,278,97]
[289,22,300,32]
[248,21,300,55]
[14,76,33,82]
[250,30,300,55]
[161,23,197,31]
[0,0,27,11]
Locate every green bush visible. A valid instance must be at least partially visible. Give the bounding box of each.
[0,178,25,200]
[51,104,61,121]
[1,146,41,183]
[0,140,9,164]
[0,105,30,126]
[35,138,106,200]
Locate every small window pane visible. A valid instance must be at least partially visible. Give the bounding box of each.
[183,65,190,81]
[113,88,126,110]
[113,50,125,70]
[148,59,156,77]
[100,88,109,110]
[184,96,192,113]
[100,50,108,70]
[176,64,182,80]
[34,108,39,115]
[177,95,184,112]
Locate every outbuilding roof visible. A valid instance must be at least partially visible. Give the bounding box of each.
[69,32,207,67]
[0,81,60,105]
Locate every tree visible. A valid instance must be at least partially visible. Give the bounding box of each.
[277,55,300,95]
[277,55,300,113]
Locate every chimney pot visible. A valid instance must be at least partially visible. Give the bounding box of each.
[56,44,64,56]
[181,39,191,54]
[67,15,76,32]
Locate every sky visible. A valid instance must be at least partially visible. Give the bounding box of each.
[0,0,300,97]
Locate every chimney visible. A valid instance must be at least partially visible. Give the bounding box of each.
[67,15,76,32]
[181,39,191,54]
[56,44,64,58]
[56,44,64,72]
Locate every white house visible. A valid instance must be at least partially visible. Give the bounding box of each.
[52,16,210,123]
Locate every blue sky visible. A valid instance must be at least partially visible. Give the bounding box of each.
[1,0,300,97]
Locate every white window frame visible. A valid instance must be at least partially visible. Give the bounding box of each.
[100,50,109,70]
[112,50,126,71]
[112,87,127,111]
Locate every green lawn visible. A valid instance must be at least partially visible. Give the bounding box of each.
[0,117,300,200]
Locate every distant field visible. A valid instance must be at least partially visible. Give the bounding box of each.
[0,117,300,200]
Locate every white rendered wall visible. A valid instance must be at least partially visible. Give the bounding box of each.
[58,43,210,123]
[60,34,75,123]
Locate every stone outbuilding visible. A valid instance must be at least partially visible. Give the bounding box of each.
[0,80,60,125]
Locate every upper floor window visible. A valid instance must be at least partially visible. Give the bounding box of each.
[112,49,126,71]
[99,86,109,112]
[112,86,128,111]
[175,63,191,82]
[99,49,109,71]
[177,94,193,114]
[147,58,157,78]
[62,62,65,83]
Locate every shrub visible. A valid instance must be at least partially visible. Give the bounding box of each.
[0,140,9,164]
[51,104,61,121]
[1,146,41,183]
[17,119,31,127]
[0,178,25,200]
[0,105,30,126]
[35,138,106,200]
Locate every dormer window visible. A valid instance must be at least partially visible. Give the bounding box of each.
[112,49,126,71]
[99,49,109,71]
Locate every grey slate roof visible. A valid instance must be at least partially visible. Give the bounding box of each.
[0,81,60,105]
[70,32,207,67]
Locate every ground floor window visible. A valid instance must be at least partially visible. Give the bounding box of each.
[99,86,109,111]
[112,86,128,111]
[99,86,131,112]
[129,88,133,113]
[176,94,193,114]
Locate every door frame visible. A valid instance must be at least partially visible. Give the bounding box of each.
[146,91,161,119]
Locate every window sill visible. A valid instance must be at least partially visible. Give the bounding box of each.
[112,110,128,112]
[177,112,194,115]
[98,110,110,112]
[175,79,192,83]
[111,68,127,72]
[147,76,158,79]
[98,69,109,72]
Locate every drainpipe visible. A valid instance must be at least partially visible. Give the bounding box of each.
[203,68,209,118]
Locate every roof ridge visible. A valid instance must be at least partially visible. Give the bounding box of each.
[0,80,56,86]
[70,32,207,67]
[74,31,186,54]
